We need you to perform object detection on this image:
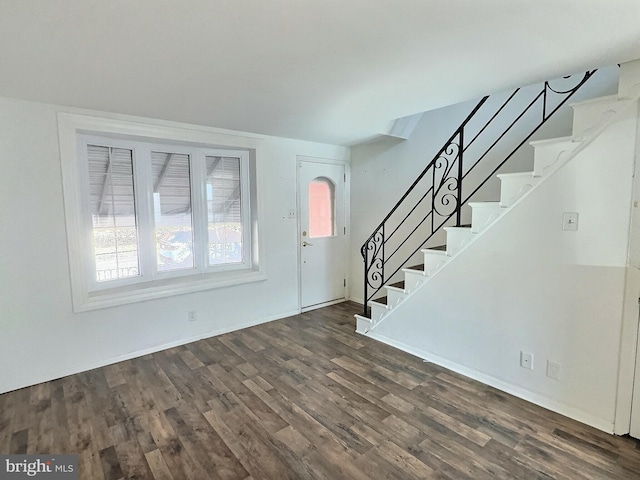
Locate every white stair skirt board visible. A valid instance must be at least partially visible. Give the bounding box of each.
[497,172,539,208]
[530,136,580,178]
[469,202,504,234]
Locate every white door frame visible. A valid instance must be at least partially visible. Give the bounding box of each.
[296,155,350,312]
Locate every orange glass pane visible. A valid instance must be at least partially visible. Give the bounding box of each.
[309,178,334,238]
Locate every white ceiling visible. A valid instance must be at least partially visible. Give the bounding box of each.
[1,1,639,145]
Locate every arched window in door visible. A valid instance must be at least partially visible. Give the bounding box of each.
[308,177,335,238]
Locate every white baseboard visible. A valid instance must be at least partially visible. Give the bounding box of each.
[301,298,345,313]
[368,331,615,434]
[0,309,299,395]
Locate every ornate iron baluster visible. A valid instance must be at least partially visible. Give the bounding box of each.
[432,130,461,223]
[361,224,384,315]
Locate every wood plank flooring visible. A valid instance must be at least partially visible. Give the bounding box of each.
[1,301,639,479]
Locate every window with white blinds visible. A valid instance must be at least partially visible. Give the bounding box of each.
[151,151,195,273]
[206,156,243,265]
[87,145,141,282]
[79,135,252,291]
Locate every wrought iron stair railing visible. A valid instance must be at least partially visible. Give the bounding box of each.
[361,71,597,316]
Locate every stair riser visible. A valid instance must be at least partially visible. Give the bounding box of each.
[532,141,577,178]
[471,205,503,234]
[386,289,406,307]
[619,60,640,98]
[369,303,388,323]
[572,96,631,139]
[422,252,449,275]
[403,270,427,291]
[445,228,474,256]
[355,316,372,334]
[499,176,539,207]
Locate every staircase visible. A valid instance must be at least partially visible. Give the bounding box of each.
[356,65,639,335]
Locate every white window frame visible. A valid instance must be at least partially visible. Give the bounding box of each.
[59,113,265,312]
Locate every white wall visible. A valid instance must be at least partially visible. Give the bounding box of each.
[349,67,620,304]
[367,100,638,432]
[0,96,349,394]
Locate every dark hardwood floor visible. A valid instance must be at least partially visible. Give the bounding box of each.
[1,301,639,479]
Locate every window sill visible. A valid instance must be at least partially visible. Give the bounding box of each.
[75,269,266,312]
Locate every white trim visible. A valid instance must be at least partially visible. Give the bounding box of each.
[367,331,616,433]
[58,112,265,312]
[301,298,346,313]
[344,162,352,301]
[0,308,297,395]
[297,155,348,166]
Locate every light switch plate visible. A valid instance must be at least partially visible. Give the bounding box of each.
[562,212,578,231]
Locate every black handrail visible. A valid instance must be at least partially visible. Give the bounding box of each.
[361,71,597,315]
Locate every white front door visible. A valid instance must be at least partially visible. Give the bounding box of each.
[298,159,346,311]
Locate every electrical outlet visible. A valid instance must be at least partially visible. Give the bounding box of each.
[188,310,197,322]
[287,209,296,219]
[520,351,533,370]
[547,360,561,380]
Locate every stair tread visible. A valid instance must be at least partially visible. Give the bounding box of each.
[371,296,388,305]
[569,93,619,108]
[405,264,425,271]
[497,171,535,179]
[529,135,575,147]
[469,201,502,207]
[389,281,405,289]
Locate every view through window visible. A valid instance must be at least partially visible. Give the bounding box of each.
[308,177,335,238]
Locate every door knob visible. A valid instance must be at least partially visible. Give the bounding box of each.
[302,241,314,247]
